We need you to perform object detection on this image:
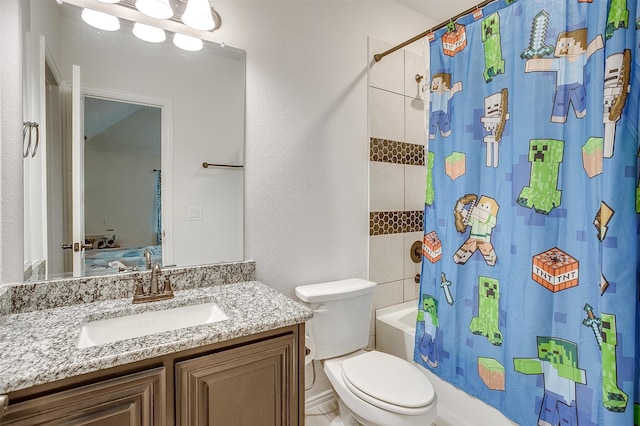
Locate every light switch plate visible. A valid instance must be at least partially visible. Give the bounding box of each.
[188,206,203,221]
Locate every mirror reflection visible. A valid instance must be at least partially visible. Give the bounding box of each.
[83,97,163,274]
[23,0,246,281]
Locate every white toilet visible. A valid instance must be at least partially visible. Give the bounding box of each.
[295,278,437,426]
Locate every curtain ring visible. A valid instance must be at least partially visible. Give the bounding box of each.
[30,123,40,158]
[23,122,32,158]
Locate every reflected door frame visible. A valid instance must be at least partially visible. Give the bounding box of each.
[79,84,174,271]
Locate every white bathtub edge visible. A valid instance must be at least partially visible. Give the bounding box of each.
[375,302,517,426]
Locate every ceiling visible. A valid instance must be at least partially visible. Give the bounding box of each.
[395,0,481,24]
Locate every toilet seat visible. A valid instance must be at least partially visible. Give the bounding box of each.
[341,351,435,416]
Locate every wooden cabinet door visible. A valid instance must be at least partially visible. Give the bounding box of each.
[1,368,165,426]
[176,334,298,426]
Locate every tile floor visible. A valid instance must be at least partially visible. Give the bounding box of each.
[304,399,438,426]
[305,399,339,426]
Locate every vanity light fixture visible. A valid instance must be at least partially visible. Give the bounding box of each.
[135,0,174,20]
[66,0,222,51]
[181,0,214,31]
[132,22,166,42]
[81,8,121,31]
[173,33,203,51]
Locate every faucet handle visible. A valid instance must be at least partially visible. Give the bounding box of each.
[133,281,145,297]
[162,270,185,294]
[121,274,144,297]
[161,276,174,296]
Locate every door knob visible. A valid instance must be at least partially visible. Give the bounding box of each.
[61,243,73,250]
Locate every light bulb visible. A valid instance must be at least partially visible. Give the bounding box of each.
[182,0,215,31]
[81,8,120,31]
[173,33,203,51]
[133,23,166,43]
[135,0,173,20]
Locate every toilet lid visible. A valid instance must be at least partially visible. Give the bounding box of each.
[341,351,435,410]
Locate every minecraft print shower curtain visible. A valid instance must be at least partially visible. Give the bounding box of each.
[415,0,639,425]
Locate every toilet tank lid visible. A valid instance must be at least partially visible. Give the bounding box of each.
[295,278,376,303]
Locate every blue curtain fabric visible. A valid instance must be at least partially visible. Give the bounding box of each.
[415,1,639,424]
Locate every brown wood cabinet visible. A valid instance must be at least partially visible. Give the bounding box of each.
[1,368,166,426]
[176,334,296,426]
[1,325,304,426]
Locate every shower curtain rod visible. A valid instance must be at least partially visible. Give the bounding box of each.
[373,0,497,62]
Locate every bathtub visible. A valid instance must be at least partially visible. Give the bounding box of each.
[375,301,516,426]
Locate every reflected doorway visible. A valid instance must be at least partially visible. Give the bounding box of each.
[82,97,162,274]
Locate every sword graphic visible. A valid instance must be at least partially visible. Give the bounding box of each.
[521,11,555,60]
[441,273,454,305]
[582,303,602,350]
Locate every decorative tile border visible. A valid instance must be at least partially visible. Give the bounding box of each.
[2,260,256,315]
[370,138,425,166]
[370,210,424,235]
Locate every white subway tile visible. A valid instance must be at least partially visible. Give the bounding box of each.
[405,97,426,145]
[373,280,404,310]
[370,162,405,212]
[405,51,426,100]
[404,165,427,211]
[369,37,404,95]
[369,234,404,284]
[403,277,420,302]
[369,88,404,142]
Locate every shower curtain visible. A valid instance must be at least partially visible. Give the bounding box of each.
[415,1,639,425]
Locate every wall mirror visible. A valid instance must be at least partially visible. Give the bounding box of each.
[22,0,245,281]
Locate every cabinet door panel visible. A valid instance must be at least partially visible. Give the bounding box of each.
[1,367,165,426]
[176,334,297,426]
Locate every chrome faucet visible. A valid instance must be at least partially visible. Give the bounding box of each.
[130,262,175,304]
[143,248,152,270]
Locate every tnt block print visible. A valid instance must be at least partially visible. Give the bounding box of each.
[532,247,579,292]
[423,231,442,263]
[445,152,466,180]
[443,24,467,56]
[478,357,505,390]
[582,137,603,178]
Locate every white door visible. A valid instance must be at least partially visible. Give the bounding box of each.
[71,65,86,276]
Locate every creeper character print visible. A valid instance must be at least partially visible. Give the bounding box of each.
[469,276,503,346]
[482,12,506,82]
[601,313,629,412]
[517,139,564,215]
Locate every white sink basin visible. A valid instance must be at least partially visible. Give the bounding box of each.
[78,302,229,348]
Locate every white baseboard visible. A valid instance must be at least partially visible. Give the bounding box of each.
[305,389,335,412]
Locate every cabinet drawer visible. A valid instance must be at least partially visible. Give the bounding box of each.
[1,367,166,426]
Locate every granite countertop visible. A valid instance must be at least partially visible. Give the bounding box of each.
[0,281,313,394]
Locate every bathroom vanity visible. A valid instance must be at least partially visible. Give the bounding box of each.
[0,262,312,425]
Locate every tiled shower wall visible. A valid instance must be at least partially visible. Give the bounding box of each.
[368,37,426,318]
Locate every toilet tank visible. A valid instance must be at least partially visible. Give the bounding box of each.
[295,279,376,360]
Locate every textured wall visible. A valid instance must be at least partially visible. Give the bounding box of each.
[213,1,432,296]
